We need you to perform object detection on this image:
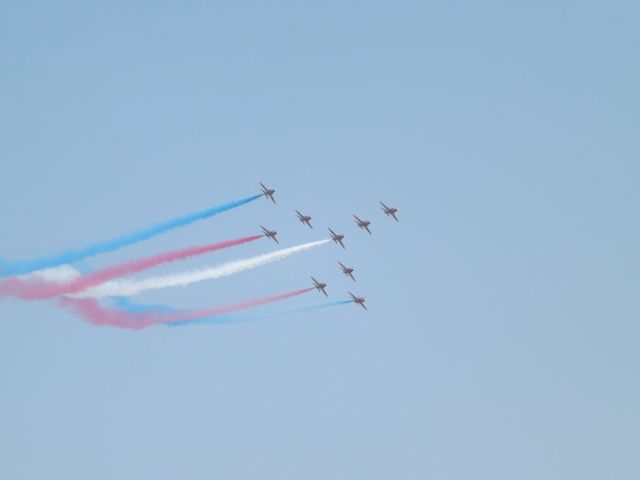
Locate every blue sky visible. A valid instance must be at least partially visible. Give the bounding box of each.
[1,1,639,478]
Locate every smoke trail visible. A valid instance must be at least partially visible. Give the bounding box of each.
[113,297,178,313]
[169,300,352,327]
[0,235,262,300]
[0,193,262,278]
[24,265,82,284]
[76,239,330,299]
[58,288,314,329]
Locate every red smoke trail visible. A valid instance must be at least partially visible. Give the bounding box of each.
[58,288,314,329]
[0,235,262,300]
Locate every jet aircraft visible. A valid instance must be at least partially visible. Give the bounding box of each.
[260,182,276,203]
[260,225,279,243]
[380,202,399,221]
[295,210,313,229]
[349,292,367,310]
[338,261,356,281]
[311,277,328,296]
[328,228,346,249]
[353,215,372,235]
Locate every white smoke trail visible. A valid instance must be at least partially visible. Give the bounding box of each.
[23,265,82,284]
[74,239,330,299]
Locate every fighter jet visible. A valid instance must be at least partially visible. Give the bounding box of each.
[311,277,328,297]
[380,201,399,222]
[349,292,367,310]
[260,225,279,243]
[259,182,276,203]
[338,261,356,281]
[295,210,313,229]
[353,215,372,235]
[328,228,346,249]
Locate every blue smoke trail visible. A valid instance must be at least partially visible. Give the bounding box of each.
[113,297,351,326]
[166,299,353,327]
[113,297,179,313]
[0,194,262,278]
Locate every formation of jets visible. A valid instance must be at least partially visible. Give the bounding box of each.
[258,182,400,311]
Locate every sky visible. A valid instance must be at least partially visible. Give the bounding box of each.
[1,1,639,478]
